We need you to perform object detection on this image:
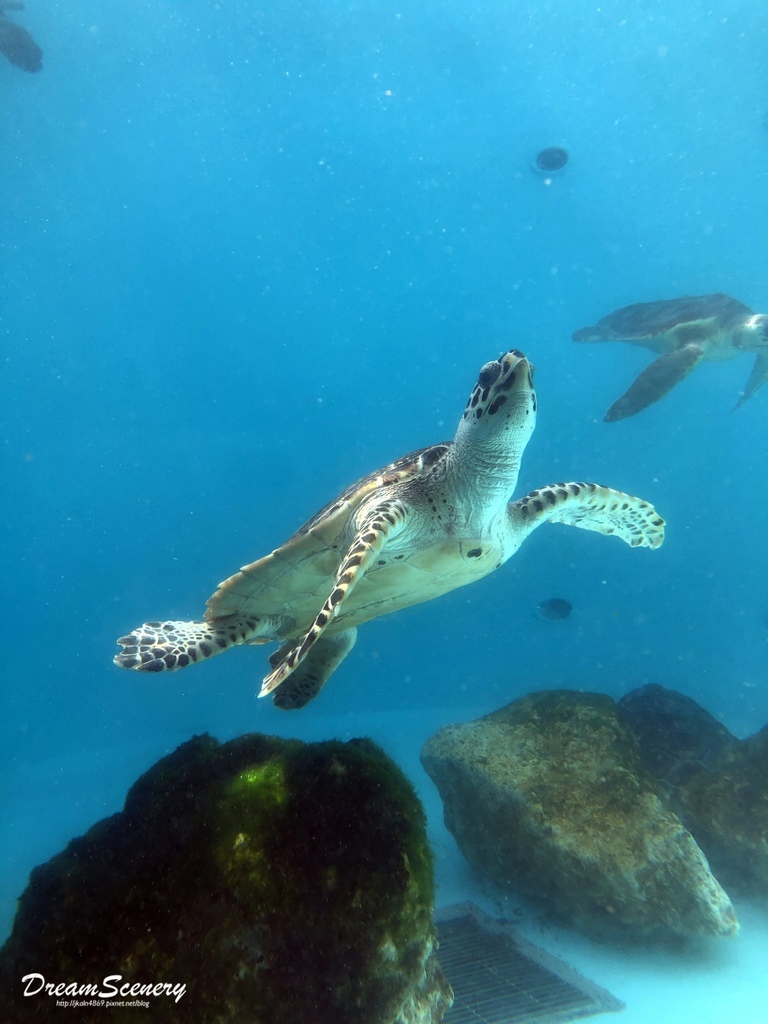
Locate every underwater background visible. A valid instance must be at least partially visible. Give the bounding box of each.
[2,1,767,1021]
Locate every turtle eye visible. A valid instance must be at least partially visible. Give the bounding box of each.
[477,362,501,389]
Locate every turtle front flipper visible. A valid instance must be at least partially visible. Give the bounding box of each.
[604,343,704,422]
[269,629,358,710]
[734,353,768,410]
[259,500,409,698]
[508,482,665,549]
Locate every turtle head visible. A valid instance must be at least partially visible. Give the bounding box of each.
[454,350,537,472]
[734,313,768,350]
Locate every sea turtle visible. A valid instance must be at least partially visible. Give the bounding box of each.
[114,350,665,710]
[573,293,768,421]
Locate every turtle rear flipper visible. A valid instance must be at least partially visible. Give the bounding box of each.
[270,629,357,710]
[509,482,665,549]
[114,614,274,672]
[735,353,768,410]
[259,499,410,697]
[604,343,704,422]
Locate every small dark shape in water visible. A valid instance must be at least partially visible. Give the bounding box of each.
[0,13,43,73]
[535,146,569,173]
[538,597,572,620]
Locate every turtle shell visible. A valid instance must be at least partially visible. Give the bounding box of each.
[574,293,753,343]
[205,443,450,628]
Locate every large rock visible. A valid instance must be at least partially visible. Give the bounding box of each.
[617,683,737,794]
[618,685,768,896]
[668,724,768,895]
[0,734,452,1024]
[421,691,738,942]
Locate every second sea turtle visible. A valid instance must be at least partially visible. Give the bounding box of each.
[573,293,768,421]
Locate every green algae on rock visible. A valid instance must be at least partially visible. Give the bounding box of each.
[421,691,738,942]
[0,733,451,1024]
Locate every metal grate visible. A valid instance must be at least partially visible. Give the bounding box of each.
[435,904,624,1024]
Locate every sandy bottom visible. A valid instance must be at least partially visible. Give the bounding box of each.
[2,705,766,1024]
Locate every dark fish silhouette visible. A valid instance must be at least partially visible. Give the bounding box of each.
[537,597,572,620]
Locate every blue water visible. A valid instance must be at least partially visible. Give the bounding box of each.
[2,1,767,1019]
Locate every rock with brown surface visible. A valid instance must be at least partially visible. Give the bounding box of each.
[421,690,738,942]
[670,724,768,896]
[618,685,768,897]
[617,683,738,795]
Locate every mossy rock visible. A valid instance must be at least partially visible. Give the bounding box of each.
[422,691,737,942]
[0,734,450,1024]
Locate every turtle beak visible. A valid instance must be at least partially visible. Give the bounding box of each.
[497,350,535,392]
[734,314,768,349]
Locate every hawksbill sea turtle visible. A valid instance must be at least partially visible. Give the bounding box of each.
[573,293,768,422]
[114,350,665,710]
